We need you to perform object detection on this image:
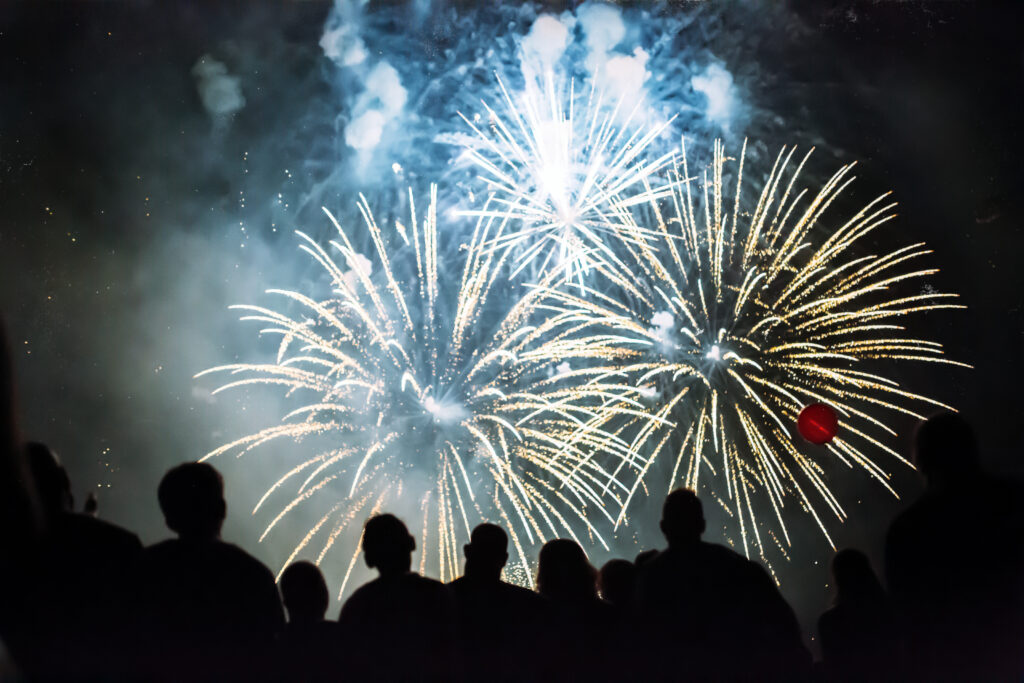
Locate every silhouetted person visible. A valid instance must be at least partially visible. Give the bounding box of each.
[630,550,661,657]
[0,316,39,676]
[83,490,98,516]
[0,317,37,541]
[885,413,1024,681]
[599,558,637,615]
[536,539,619,682]
[338,513,458,682]
[281,560,330,625]
[277,561,340,683]
[599,558,642,680]
[21,442,142,679]
[133,462,284,681]
[449,523,547,682]
[635,489,810,681]
[818,549,900,682]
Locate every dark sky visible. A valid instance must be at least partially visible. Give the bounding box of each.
[1,0,1022,641]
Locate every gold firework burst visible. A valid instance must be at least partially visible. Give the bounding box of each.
[196,186,637,594]
[536,139,969,564]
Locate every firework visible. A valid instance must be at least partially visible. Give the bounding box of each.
[458,73,676,288]
[196,186,637,593]
[536,139,968,564]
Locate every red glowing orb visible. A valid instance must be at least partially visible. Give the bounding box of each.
[797,403,839,444]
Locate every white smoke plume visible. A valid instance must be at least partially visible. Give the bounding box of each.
[519,13,572,80]
[692,62,737,132]
[576,2,626,74]
[345,61,408,151]
[191,54,246,123]
[321,8,368,67]
[521,3,652,111]
[319,2,408,154]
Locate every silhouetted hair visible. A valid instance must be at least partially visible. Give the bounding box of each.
[157,462,226,538]
[914,412,978,480]
[661,488,705,545]
[537,539,597,601]
[599,558,637,606]
[468,523,507,555]
[464,524,507,577]
[463,522,508,578]
[832,549,885,606]
[280,561,329,622]
[362,513,415,573]
[25,442,73,515]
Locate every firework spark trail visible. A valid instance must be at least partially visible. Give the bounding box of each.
[196,185,639,587]
[535,138,969,566]
[458,72,676,289]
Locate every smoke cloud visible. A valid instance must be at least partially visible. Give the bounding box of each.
[320,10,368,67]
[344,61,408,151]
[191,54,246,122]
[576,2,627,74]
[692,62,737,132]
[520,14,572,78]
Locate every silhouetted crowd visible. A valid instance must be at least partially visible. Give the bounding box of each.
[2,316,1022,682]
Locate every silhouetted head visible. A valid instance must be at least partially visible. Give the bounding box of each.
[660,488,705,547]
[914,412,979,487]
[599,559,637,607]
[463,523,508,581]
[158,462,226,540]
[280,560,329,624]
[25,442,73,516]
[634,549,659,567]
[831,548,885,605]
[536,539,597,602]
[362,513,415,576]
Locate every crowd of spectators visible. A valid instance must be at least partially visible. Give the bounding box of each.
[1,316,1022,682]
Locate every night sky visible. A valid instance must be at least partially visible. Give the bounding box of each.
[1,0,1022,643]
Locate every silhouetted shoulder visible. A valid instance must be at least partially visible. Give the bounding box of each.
[700,539,758,568]
[986,476,1024,518]
[406,572,446,590]
[338,570,457,682]
[137,538,177,564]
[643,539,752,577]
[884,501,925,564]
[216,541,278,577]
[817,606,844,648]
[137,538,282,628]
[450,575,538,599]
[336,577,376,623]
[57,512,141,554]
[142,538,271,575]
[276,620,342,682]
[344,572,440,598]
[887,492,935,532]
[340,573,448,621]
[495,579,541,601]
[735,549,780,587]
[448,575,546,625]
[134,537,284,680]
[392,572,447,593]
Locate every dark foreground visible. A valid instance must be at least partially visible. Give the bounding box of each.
[1,318,1022,682]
